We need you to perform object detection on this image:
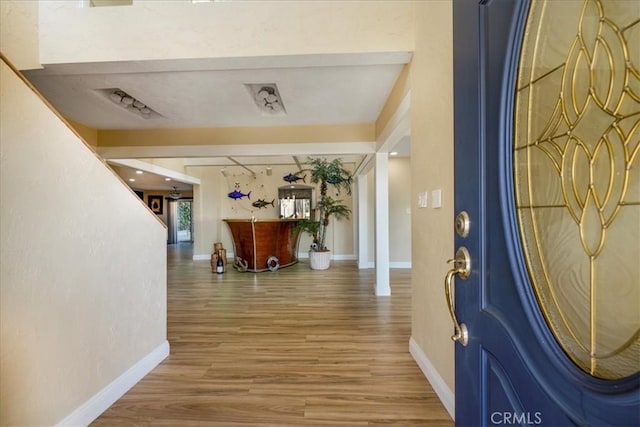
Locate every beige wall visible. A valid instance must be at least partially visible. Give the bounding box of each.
[38,0,412,64]
[0,61,167,425]
[190,167,224,257]
[389,157,412,264]
[141,158,187,175]
[68,119,99,147]
[376,64,411,138]
[0,0,40,71]
[410,0,455,393]
[367,169,376,264]
[98,124,375,148]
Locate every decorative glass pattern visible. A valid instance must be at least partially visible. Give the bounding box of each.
[514,0,639,379]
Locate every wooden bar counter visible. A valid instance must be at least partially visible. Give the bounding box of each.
[223,218,302,272]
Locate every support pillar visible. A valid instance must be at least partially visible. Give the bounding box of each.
[375,152,390,296]
[357,173,369,269]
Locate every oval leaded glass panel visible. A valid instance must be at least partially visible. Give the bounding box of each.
[514,0,639,379]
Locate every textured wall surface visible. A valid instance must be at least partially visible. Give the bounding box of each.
[37,0,412,64]
[0,61,168,426]
[410,0,456,392]
[389,157,412,264]
[0,0,40,71]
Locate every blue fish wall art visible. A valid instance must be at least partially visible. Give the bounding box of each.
[228,189,251,200]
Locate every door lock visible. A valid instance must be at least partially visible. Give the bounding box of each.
[455,211,471,237]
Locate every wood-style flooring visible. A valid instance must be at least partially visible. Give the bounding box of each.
[93,244,453,426]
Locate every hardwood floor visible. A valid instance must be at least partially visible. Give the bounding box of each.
[93,244,453,426]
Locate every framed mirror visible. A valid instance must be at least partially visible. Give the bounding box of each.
[278,184,314,219]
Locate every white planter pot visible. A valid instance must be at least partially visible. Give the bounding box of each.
[309,250,331,270]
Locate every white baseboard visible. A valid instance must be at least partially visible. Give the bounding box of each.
[198,254,405,267]
[332,254,356,261]
[193,252,234,261]
[199,253,355,261]
[357,261,410,269]
[57,340,170,426]
[297,252,356,260]
[358,261,374,269]
[390,261,411,269]
[409,337,455,421]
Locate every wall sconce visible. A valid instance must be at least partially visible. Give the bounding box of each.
[221,168,228,177]
[266,167,273,176]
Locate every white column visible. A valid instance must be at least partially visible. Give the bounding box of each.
[375,152,391,296]
[357,174,369,269]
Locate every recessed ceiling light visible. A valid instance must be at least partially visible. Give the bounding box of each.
[136,170,143,174]
[390,151,398,156]
[165,178,171,181]
[129,178,135,182]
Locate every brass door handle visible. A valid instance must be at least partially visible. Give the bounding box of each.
[445,247,471,346]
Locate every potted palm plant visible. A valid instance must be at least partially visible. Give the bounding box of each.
[297,157,352,270]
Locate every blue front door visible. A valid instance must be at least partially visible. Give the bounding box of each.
[452,0,639,425]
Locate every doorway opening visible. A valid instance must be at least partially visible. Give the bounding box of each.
[168,199,193,244]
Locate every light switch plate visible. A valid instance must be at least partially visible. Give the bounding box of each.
[432,189,442,208]
[418,192,428,208]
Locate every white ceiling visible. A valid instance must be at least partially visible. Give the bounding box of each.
[23,53,412,191]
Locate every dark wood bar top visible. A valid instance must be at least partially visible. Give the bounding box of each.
[223,218,301,223]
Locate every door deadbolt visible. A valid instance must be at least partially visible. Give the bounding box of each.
[455,211,471,238]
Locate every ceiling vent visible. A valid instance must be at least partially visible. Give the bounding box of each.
[245,83,286,115]
[97,88,161,119]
